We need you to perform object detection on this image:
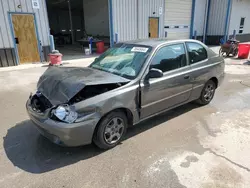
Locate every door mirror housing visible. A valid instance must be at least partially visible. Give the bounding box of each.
[147,68,163,79]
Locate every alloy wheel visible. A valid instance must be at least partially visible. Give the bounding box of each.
[104,117,125,145]
[203,84,215,102]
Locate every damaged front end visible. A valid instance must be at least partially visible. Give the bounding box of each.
[27,67,130,146]
[29,66,129,124]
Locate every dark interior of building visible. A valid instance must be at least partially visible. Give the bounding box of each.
[46,0,110,59]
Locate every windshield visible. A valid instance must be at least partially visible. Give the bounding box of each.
[89,43,152,79]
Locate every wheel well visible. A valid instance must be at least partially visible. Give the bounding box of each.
[210,77,218,88]
[115,108,134,126]
[93,108,134,139]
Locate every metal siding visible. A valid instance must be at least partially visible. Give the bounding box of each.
[5,48,14,66]
[207,0,228,35]
[0,49,8,67]
[41,0,50,46]
[229,0,250,36]
[112,0,137,42]
[0,1,5,48]
[0,0,12,48]
[43,45,50,62]
[33,5,45,47]
[112,0,164,42]
[193,0,207,36]
[138,0,164,39]
[34,0,49,46]
[14,0,21,11]
[0,0,50,49]
[0,28,4,48]
[0,48,17,67]
[8,0,16,12]
[20,0,27,12]
[26,0,34,12]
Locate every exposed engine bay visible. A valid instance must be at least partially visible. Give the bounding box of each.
[69,83,125,104]
[30,92,52,113]
[31,83,125,113]
[37,67,130,106]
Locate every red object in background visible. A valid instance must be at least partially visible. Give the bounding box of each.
[49,53,62,65]
[96,41,105,54]
[238,43,250,59]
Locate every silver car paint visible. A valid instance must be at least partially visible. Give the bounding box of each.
[26,39,225,147]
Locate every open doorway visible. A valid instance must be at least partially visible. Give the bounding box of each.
[46,0,110,60]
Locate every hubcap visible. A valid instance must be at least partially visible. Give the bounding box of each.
[204,84,214,102]
[104,117,124,145]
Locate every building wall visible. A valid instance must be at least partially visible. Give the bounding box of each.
[207,0,228,36]
[229,0,250,41]
[138,0,165,39]
[0,0,50,48]
[83,0,109,36]
[0,0,50,66]
[193,0,207,37]
[112,0,164,42]
[112,0,138,42]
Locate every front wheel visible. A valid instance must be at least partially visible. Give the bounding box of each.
[93,111,128,150]
[196,80,216,105]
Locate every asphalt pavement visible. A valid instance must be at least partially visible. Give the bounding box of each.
[0,62,250,188]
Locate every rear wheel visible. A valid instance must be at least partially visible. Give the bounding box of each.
[233,48,238,57]
[93,111,128,150]
[219,48,229,57]
[197,80,216,105]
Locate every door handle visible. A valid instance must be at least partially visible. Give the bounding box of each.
[15,37,19,44]
[184,75,190,79]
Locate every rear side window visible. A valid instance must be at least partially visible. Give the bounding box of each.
[150,44,187,73]
[186,42,207,64]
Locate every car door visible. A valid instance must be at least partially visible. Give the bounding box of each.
[185,42,211,100]
[140,43,193,119]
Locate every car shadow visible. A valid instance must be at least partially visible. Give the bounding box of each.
[243,60,250,65]
[3,103,199,174]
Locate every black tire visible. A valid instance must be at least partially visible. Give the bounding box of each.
[219,48,227,57]
[233,48,238,57]
[93,111,128,150]
[196,80,216,105]
[219,48,223,56]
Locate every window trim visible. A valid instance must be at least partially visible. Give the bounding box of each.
[185,42,208,65]
[239,17,245,35]
[148,42,189,74]
[240,17,245,27]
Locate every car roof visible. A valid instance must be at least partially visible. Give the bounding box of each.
[122,39,204,48]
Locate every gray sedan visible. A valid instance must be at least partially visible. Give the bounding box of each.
[26,39,225,149]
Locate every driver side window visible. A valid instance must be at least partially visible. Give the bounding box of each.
[150,44,187,73]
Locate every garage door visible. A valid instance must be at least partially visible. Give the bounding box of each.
[164,0,192,40]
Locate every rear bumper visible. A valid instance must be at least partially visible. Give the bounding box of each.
[26,99,99,147]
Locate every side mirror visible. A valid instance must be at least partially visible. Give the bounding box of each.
[147,68,163,79]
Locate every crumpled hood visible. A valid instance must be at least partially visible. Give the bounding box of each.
[37,66,129,105]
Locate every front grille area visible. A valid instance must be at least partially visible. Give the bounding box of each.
[31,92,52,113]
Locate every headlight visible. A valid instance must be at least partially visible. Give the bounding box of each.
[53,105,78,123]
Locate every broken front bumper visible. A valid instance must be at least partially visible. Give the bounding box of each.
[26,98,99,147]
